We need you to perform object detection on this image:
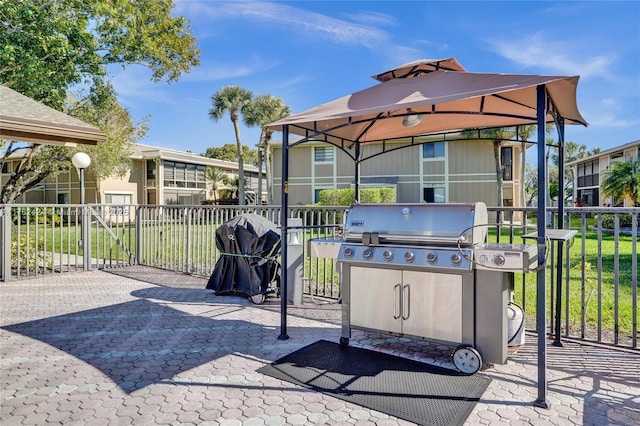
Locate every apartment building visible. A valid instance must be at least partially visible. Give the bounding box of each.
[567,140,640,207]
[1,143,264,206]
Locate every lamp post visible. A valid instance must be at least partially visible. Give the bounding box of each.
[72,152,91,270]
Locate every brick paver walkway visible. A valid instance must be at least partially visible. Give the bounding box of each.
[1,266,638,425]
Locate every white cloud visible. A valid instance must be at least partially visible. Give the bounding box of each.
[177,1,416,54]
[486,32,614,79]
[183,57,281,82]
[343,11,397,27]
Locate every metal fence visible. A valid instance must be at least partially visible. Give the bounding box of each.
[1,203,637,351]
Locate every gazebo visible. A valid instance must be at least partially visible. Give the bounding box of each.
[267,58,588,407]
[0,85,105,146]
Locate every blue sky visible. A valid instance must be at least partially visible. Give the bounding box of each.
[111,1,640,156]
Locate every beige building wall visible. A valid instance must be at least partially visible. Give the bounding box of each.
[272,138,526,210]
[2,143,263,207]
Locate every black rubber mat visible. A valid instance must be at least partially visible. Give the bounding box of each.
[258,340,490,426]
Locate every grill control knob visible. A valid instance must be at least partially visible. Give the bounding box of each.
[363,248,374,259]
[493,255,506,267]
[343,247,354,258]
[451,253,462,265]
[404,251,415,263]
[383,249,394,261]
[426,252,438,263]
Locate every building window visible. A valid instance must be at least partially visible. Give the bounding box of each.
[422,142,445,159]
[576,189,599,207]
[58,193,70,204]
[105,193,132,215]
[576,160,599,188]
[162,160,206,189]
[423,187,445,203]
[314,146,334,162]
[146,160,156,179]
[1,161,13,174]
[105,193,132,204]
[501,147,513,181]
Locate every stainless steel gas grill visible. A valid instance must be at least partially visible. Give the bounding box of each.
[334,202,536,374]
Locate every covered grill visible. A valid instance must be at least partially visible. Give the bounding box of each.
[331,202,537,374]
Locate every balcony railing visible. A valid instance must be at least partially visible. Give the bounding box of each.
[1,203,637,351]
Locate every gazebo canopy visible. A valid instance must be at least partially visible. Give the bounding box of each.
[267,58,587,147]
[0,85,106,146]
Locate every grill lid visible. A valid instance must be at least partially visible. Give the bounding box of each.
[343,202,488,246]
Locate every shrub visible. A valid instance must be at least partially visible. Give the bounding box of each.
[317,187,396,206]
[11,234,51,270]
[601,213,638,229]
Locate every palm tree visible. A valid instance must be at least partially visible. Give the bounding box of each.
[243,94,291,205]
[601,159,640,206]
[209,86,253,205]
[204,167,227,204]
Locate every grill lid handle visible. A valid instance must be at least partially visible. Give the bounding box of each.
[362,232,380,246]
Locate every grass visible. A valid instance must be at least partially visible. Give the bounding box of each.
[10,216,637,343]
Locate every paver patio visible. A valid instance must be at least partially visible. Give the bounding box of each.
[1,266,638,425]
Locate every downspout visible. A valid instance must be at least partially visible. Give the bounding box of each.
[534,85,549,409]
[279,124,290,340]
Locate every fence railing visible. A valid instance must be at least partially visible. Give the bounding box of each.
[1,203,637,351]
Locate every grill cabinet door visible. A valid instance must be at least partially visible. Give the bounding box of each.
[401,270,463,342]
[350,267,402,334]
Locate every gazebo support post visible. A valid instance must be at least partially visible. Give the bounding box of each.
[534,85,550,409]
[354,144,361,203]
[279,125,290,341]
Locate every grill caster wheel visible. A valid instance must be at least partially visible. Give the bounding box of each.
[250,293,266,304]
[452,345,482,375]
[339,337,349,346]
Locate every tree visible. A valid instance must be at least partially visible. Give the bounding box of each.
[202,144,258,166]
[66,87,149,202]
[601,159,640,207]
[208,86,253,205]
[0,0,200,108]
[243,95,291,204]
[550,140,590,204]
[204,167,227,203]
[0,0,200,203]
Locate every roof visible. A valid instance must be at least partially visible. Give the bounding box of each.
[566,139,640,166]
[371,58,467,82]
[131,143,261,173]
[267,63,587,148]
[0,85,106,146]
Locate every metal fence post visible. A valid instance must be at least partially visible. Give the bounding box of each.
[82,204,92,271]
[0,205,11,282]
[135,205,142,265]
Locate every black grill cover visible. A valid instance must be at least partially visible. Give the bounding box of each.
[206,213,281,298]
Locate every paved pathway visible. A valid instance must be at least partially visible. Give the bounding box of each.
[1,266,638,425]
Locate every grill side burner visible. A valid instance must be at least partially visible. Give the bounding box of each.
[335,202,531,374]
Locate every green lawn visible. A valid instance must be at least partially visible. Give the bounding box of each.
[11,217,637,342]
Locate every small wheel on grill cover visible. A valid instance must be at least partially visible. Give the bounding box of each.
[339,337,349,346]
[452,345,482,375]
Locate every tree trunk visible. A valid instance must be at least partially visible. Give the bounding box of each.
[265,139,273,205]
[257,129,265,204]
[493,140,503,223]
[232,118,245,205]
